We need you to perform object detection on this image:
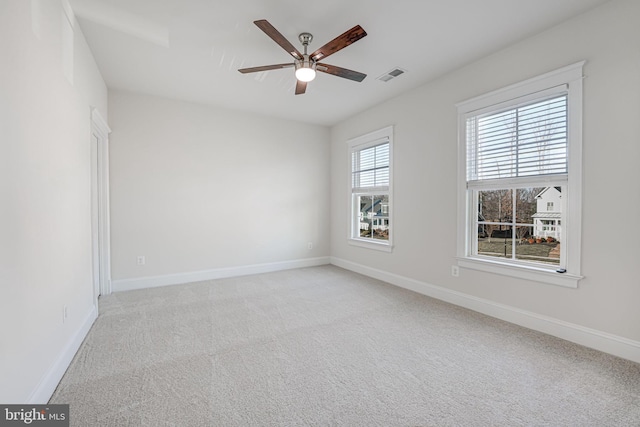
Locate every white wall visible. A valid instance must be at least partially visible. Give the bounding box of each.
[108,91,330,287]
[331,0,640,346]
[0,0,108,402]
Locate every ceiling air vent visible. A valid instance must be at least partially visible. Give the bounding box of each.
[377,67,407,82]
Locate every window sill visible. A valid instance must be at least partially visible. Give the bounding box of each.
[348,238,393,253]
[457,257,582,288]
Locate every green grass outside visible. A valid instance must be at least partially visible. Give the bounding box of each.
[478,238,560,265]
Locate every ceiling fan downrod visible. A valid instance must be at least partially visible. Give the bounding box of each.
[296,32,316,82]
[298,32,313,53]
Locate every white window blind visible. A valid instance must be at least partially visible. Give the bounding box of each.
[466,95,568,183]
[352,141,389,192]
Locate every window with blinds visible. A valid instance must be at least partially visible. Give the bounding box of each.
[348,126,393,250]
[456,61,584,287]
[352,142,390,192]
[466,95,568,183]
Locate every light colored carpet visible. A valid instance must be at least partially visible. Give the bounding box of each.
[50,265,640,426]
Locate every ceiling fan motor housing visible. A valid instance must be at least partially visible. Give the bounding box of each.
[298,32,313,47]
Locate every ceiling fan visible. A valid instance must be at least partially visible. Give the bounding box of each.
[238,20,367,95]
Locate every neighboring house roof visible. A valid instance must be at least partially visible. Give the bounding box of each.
[532,212,562,219]
[535,186,562,199]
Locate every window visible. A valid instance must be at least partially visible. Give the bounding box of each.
[348,126,393,251]
[456,62,584,288]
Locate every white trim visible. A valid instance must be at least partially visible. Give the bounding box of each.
[28,305,98,403]
[348,238,393,252]
[457,257,581,288]
[91,107,111,135]
[90,107,112,297]
[565,72,583,276]
[330,257,640,364]
[112,257,331,292]
[347,126,393,149]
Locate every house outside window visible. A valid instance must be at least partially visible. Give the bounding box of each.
[456,62,584,288]
[348,126,393,252]
[534,187,562,240]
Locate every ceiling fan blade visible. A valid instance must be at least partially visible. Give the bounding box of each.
[310,25,367,61]
[295,80,307,95]
[238,63,293,74]
[317,63,366,82]
[254,20,303,60]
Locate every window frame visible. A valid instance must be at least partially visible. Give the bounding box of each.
[456,62,585,288]
[347,126,394,252]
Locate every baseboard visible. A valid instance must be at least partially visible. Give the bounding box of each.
[330,257,640,364]
[112,257,332,292]
[28,303,98,404]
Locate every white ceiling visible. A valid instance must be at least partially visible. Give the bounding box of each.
[69,0,610,126]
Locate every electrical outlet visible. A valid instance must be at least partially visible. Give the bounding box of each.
[307,242,313,250]
[137,256,146,265]
[451,265,459,277]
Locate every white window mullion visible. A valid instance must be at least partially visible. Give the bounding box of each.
[468,175,567,192]
[511,190,517,259]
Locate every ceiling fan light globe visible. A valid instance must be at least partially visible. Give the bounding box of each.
[295,67,316,82]
[295,57,316,82]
